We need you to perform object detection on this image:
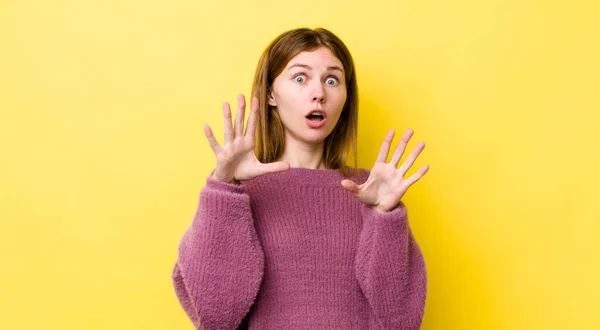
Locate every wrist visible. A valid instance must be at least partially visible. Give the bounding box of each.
[369,202,400,214]
[210,172,239,185]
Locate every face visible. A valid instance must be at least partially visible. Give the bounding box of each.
[268,47,347,145]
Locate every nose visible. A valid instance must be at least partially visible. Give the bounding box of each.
[311,82,325,103]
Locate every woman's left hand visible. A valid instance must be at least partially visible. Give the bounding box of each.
[341,129,430,213]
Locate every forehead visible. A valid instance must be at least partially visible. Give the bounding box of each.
[285,47,343,70]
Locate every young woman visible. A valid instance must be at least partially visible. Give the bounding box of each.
[172,27,430,329]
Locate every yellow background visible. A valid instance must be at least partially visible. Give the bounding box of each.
[2,0,599,329]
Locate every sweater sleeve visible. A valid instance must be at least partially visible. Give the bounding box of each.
[354,201,427,330]
[171,177,264,330]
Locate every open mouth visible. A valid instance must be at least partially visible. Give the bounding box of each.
[306,114,325,122]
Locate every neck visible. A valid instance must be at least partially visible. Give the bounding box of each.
[278,137,327,170]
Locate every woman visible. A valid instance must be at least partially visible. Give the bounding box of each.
[172,27,430,329]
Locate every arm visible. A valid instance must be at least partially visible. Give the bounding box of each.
[172,177,264,330]
[354,202,427,329]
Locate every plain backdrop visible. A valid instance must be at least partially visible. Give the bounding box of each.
[1,0,599,329]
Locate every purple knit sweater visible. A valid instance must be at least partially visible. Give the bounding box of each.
[172,167,427,329]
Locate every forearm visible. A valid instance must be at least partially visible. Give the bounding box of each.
[355,202,427,329]
[172,178,264,329]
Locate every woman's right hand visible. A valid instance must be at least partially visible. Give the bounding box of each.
[203,94,290,184]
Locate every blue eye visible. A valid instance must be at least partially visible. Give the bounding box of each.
[325,77,339,86]
[294,75,307,83]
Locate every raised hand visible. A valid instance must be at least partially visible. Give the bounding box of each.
[204,94,290,184]
[341,129,429,213]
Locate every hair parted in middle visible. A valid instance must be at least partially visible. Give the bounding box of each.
[251,27,360,178]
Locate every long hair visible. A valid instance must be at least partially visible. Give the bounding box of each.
[251,27,360,178]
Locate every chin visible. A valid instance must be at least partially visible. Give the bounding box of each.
[303,131,332,144]
[286,125,334,145]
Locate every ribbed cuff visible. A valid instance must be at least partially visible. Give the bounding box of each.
[204,169,245,195]
[362,201,408,224]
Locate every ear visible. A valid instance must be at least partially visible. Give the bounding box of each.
[267,90,277,107]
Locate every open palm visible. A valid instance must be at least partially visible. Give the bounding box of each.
[204,94,290,184]
[341,129,429,213]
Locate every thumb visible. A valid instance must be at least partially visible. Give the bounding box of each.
[341,179,360,195]
[260,161,291,175]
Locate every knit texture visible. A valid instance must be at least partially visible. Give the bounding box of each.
[172,167,427,329]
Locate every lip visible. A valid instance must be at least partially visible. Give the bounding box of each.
[306,117,328,128]
[305,109,327,119]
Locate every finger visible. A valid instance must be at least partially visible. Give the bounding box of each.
[404,164,430,186]
[259,161,290,175]
[223,102,234,144]
[233,94,246,139]
[375,129,395,164]
[203,124,222,154]
[389,129,414,167]
[245,96,259,137]
[340,179,360,195]
[398,141,425,177]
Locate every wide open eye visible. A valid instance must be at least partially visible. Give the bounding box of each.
[294,75,307,83]
[325,77,339,86]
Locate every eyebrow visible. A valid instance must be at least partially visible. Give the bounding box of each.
[288,63,344,73]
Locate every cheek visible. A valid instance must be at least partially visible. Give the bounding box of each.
[276,82,300,104]
[334,89,348,108]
